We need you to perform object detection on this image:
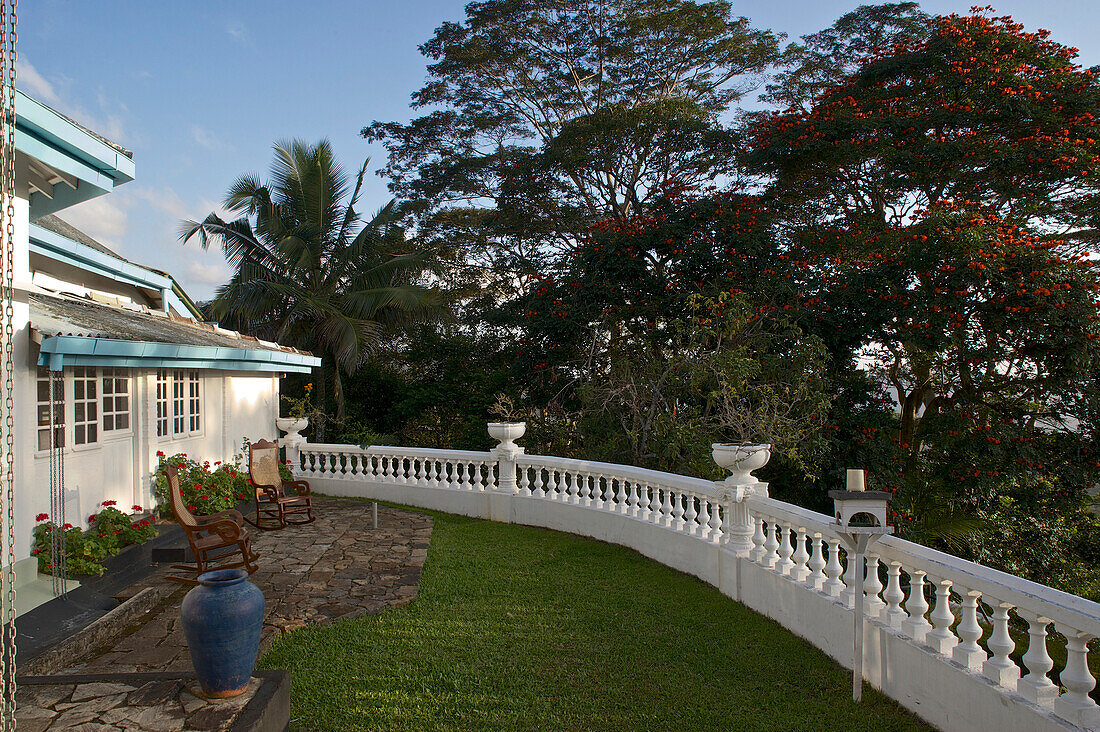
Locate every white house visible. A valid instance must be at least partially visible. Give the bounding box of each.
[9,91,319,613]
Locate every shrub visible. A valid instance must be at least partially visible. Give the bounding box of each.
[152,452,251,518]
[33,501,158,577]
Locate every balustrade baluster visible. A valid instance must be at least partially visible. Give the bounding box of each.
[382,455,392,480]
[926,578,958,655]
[762,520,780,569]
[547,468,559,499]
[671,490,685,529]
[518,466,530,496]
[697,497,711,538]
[533,468,546,496]
[615,478,628,514]
[1017,611,1059,707]
[884,562,906,628]
[749,516,765,563]
[657,487,671,525]
[791,528,810,583]
[707,500,722,543]
[776,524,795,576]
[952,587,985,670]
[864,555,885,619]
[840,549,857,608]
[902,570,932,643]
[683,493,698,536]
[1054,626,1100,727]
[822,539,845,598]
[807,534,826,591]
[982,600,1019,689]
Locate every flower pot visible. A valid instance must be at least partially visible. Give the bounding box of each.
[487,422,526,450]
[275,417,308,436]
[711,442,771,484]
[180,568,265,698]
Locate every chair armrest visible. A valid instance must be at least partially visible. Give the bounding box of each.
[284,480,311,496]
[197,518,244,543]
[194,509,245,527]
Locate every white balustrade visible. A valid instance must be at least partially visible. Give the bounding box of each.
[295,436,1100,732]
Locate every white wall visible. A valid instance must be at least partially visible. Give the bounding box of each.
[18,365,279,560]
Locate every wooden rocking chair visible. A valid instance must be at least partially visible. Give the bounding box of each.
[248,439,314,530]
[163,464,259,584]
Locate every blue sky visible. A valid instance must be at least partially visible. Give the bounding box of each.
[19,0,1100,299]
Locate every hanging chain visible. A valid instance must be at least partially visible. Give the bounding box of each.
[0,0,15,726]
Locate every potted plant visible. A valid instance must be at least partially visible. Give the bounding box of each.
[277,382,315,437]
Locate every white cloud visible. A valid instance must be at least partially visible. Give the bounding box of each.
[58,196,129,252]
[184,259,231,287]
[191,125,233,152]
[15,58,60,105]
[227,22,247,41]
[128,186,191,221]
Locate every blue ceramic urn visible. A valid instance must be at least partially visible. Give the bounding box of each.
[180,568,265,698]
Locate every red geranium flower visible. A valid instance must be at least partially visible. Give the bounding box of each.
[156,450,165,457]
[62,523,73,530]
[35,513,48,522]
[102,500,117,507]
[88,515,97,523]
[132,505,143,512]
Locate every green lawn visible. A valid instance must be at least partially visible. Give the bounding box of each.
[261,503,930,731]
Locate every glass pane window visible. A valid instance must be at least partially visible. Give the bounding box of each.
[172,369,186,435]
[102,368,130,432]
[73,366,98,446]
[188,371,202,433]
[36,367,64,451]
[156,370,169,438]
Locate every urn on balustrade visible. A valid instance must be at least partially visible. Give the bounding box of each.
[180,568,265,698]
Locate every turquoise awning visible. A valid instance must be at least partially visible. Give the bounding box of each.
[38,335,319,374]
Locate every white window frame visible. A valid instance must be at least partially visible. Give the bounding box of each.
[187,370,203,436]
[35,366,64,453]
[172,369,186,436]
[72,366,99,448]
[101,367,132,437]
[156,370,170,439]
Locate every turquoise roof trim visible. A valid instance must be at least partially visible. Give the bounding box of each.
[29,222,173,291]
[38,335,320,374]
[17,91,136,218]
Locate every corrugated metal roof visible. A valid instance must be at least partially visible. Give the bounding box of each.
[29,290,311,356]
[34,214,123,259]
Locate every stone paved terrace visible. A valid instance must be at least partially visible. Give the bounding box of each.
[16,498,432,729]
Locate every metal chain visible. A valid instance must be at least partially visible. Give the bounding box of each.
[1,2,16,726]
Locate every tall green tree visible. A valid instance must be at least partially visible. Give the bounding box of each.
[364,0,780,301]
[181,139,437,432]
[746,7,1100,586]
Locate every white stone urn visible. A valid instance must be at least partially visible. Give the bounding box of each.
[712,442,771,485]
[488,422,526,456]
[276,417,308,442]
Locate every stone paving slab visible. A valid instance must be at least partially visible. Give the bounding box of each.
[25,498,432,728]
[16,676,259,731]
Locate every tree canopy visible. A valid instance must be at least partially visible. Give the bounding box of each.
[364,0,780,299]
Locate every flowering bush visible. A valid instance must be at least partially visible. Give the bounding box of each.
[33,501,157,577]
[152,452,250,518]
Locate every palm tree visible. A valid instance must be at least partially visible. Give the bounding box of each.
[181,139,437,434]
